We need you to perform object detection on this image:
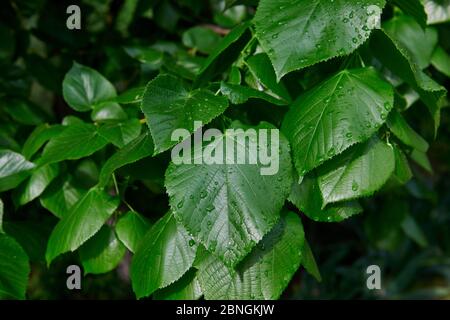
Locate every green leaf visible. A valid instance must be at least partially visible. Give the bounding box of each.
[389,145,413,186]
[317,137,395,206]
[98,131,154,188]
[245,53,291,103]
[301,239,322,282]
[2,99,48,126]
[289,174,363,223]
[165,122,293,267]
[40,175,86,219]
[45,187,119,264]
[113,86,146,104]
[131,212,197,299]
[22,124,64,160]
[410,149,433,173]
[62,62,117,112]
[13,163,60,206]
[0,150,35,192]
[197,212,304,300]
[154,269,203,300]
[0,199,3,233]
[423,0,450,24]
[383,15,438,69]
[115,211,151,253]
[370,29,447,135]
[387,110,429,152]
[98,119,142,148]
[401,215,428,247]
[220,82,288,106]
[431,46,450,77]
[182,27,221,54]
[390,0,428,27]
[79,225,127,275]
[38,123,109,166]
[91,102,128,123]
[141,74,229,154]
[282,67,394,176]
[254,0,386,79]
[194,21,251,87]
[0,234,30,299]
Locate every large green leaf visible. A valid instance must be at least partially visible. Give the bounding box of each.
[0,150,35,192]
[253,0,386,79]
[45,187,119,264]
[97,119,142,148]
[131,212,197,299]
[370,29,447,134]
[0,234,30,299]
[194,22,251,87]
[13,163,60,206]
[38,123,109,166]
[79,225,127,275]
[387,110,429,152]
[40,175,86,219]
[141,74,228,154]
[165,122,293,267]
[289,174,363,222]
[317,137,395,206]
[98,132,154,188]
[22,124,64,160]
[115,211,151,253]
[62,62,117,112]
[196,212,304,300]
[282,67,394,176]
[383,15,438,69]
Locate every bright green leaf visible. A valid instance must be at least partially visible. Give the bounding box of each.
[431,46,450,77]
[22,124,65,160]
[98,119,142,148]
[115,211,151,253]
[282,67,394,176]
[154,269,203,300]
[220,82,288,105]
[0,150,35,192]
[387,109,429,152]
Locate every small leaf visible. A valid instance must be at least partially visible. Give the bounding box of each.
[197,212,304,300]
[79,225,127,275]
[0,150,35,192]
[220,82,288,105]
[13,163,60,206]
[410,149,433,173]
[38,123,109,166]
[141,74,228,154]
[401,215,428,247]
[387,110,429,152]
[131,212,197,299]
[301,239,322,282]
[194,21,251,87]
[22,124,65,160]
[98,132,154,188]
[254,0,386,79]
[431,46,450,77]
[165,122,293,267]
[182,27,221,54]
[40,175,86,219]
[91,102,127,123]
[0,234,30,299]
[62,62,117,112]
[289,174,362,223]
[98,119,142,148]
[282,67,394,176]
[115,211,151,253]
[45,187,119,264]
[317,137,395,206]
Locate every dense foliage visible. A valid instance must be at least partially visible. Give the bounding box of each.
[0,0,449,300]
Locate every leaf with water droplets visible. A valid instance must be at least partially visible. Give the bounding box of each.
[253,0,386,79]
[165,122,293,268]
[317,137,395,206]
[196,211,304,299]
[140,74,229,155]
[282,67,394,176]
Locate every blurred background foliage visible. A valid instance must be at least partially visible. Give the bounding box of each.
[0,0,449,299]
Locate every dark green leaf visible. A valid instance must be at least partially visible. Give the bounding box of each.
[220,82,288,105]
[387,109,429,152]
[154,269,203,300]
[22,124,65,160]
[98,119,142,148]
